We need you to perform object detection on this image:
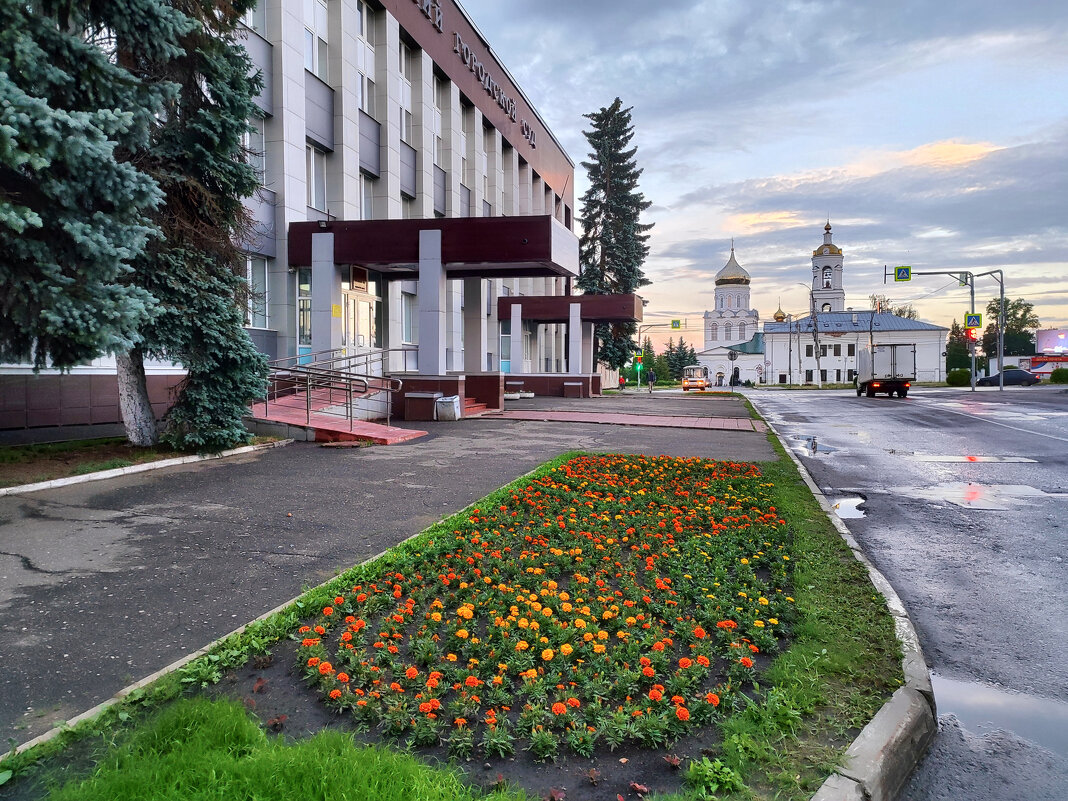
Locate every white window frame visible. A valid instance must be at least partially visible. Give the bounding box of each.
[303,0,329,81]
[245,256,269,329]
[244,116,266,185]
[401,292,416,343]
[306,145,327,211]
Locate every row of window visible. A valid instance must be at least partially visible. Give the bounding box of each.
[708,322,749,341]
[778,370,856,384]
[804,343,856,358]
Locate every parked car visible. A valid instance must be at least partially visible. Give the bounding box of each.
[977,368,1041,386]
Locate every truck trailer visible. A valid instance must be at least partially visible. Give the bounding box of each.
[857,344,916,398]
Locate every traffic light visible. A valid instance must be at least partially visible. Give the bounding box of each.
[635,354,643,373]
[966,327,979,343]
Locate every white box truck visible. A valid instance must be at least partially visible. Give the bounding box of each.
[857,344,916,398]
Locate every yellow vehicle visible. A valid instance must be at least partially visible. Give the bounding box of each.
[681,364,709,391]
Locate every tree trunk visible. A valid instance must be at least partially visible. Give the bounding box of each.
[116,347,159,446]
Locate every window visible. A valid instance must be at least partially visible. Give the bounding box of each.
[242,2,266,35]
[823,266,832,288]
[401,109,413,145]
[779,374,787,384]
[820,345,828,357]
[805,370,813,383]
[833,344,842,357]
[244,116,265,184]
[724,323,732,340]
[738,323,746,340]
[402,196,415,219]
[399,43,412,82]
[304,0,328,81]
[356,74,376,117]
[805,345,813,358]
[401,292,416,343]
[820,369,828,382]
[297,268,312,346]
[709,323,717,340]
[306,145,327,210]
[360,173,374,220]
[822,302,831,312]
[245,256,268,328]
[847,369,856,381]
[847,343,856,357]
[355,0,374,43]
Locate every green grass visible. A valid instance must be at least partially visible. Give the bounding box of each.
[42,697,528,801]
[71,458,135,475]
[0,438,130,463]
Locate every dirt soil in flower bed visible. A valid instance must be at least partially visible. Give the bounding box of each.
[212,454,798,800]
[205,639,733,801]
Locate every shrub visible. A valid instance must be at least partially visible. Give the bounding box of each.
[946,369,971,387]
[1050,368,1068,384]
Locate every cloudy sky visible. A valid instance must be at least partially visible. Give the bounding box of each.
[459,0,1068,348]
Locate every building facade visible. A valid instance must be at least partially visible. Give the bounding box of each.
[1,0,588,429]
[696,247,764,385]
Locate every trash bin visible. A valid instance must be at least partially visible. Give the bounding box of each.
[435,395,461,421]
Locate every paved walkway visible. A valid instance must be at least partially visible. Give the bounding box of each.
[0,394,774,746]
[492,409,767,432]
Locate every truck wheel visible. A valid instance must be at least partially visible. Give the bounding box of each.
[899,389,908,398]
[856,385,863,397]
[865,386,875,398]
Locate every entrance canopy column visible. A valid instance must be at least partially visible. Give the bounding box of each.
[311,232,342,354]
[463,278,487,373]
[418,230,447,375]
[568,302,583,375]
[510,303,524,374]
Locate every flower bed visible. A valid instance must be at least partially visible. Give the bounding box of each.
[295,454,793,760]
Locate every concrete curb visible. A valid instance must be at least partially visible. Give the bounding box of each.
[0,439,293,497]
[760,416,937,801]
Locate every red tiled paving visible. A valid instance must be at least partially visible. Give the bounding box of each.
[488,409,768,433]
[248,400,427,445]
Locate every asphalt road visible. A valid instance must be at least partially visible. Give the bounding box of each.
[0,399,774,748]
[746,384,1068,801]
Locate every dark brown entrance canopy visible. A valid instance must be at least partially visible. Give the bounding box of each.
[498,294,644,324]
[288,215,579,279]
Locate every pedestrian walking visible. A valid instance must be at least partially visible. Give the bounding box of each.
[647,369,656,393]
[618,375,626,392]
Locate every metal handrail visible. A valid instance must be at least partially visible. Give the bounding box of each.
[263,347,414,429]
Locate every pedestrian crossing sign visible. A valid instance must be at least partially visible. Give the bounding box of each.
[965,313,982,329]
[894,266,912,282]
[671,319,681,329]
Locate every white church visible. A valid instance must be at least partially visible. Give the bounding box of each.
[696,224,949,385]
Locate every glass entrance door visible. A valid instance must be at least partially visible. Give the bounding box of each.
[342,293,379,352]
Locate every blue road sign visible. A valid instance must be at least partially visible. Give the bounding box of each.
[965,313,982,329]
[894,266,912,282]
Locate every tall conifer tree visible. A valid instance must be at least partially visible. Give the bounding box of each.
[576,98,652,369]
[0,0,185,369]
[116,0,268,449]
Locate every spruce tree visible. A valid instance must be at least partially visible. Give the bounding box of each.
[116,0,268,450]
[0,0,185,369]
[576,98,653,370]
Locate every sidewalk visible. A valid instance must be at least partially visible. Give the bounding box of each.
[0,395,774,746]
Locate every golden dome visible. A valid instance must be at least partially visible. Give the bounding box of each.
[715,248,750,285]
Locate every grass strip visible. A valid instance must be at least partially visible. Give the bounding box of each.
[41,697,529,801]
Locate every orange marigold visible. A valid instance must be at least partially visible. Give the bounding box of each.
[675,706,690,721]
[551,702,567,716]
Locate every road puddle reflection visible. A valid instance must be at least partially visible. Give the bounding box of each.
[903,482,1047,510]
[932,674,1068,756]
[829,496,866,518]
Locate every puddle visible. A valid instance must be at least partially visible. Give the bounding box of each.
[932,674,1068,756]
[829,496,866,518]
[900,482,1048,510]
[911,454,1036,463]
[791,435,838,454]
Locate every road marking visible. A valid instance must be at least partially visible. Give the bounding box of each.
[908,398,1068,444]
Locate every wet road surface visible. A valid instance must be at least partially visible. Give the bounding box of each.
[747,384,1068,801]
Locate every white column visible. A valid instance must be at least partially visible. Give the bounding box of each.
[581,321,595,373]
[568,302,583,375]
[310,233,342,354]
[418,230,446,375]
[463,277,487,373]
[510,303,524,375]
[446,279,462,370]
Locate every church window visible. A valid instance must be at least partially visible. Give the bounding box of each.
[822,303,831,312]
[727,295,732,308]
[738,323,746,340]
[724,323,732,340]
[709,323,718,340]
[823,267,832,288]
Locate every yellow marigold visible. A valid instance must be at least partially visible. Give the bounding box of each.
[516,640,530,651]
[560,643,573,656]
[753,620,765,628]
[740,558,749,565]
[582,632,594,642]
[769,618,779,625]
[758,597,769,606]
[456,629,469,639]
[430,612,442,622]
[597,630,609,641]
[542,607,553,617]
[530,601,542,612]
[541,648,554,661]
[518,618,529,629]
[561,602,573,613]
[574,618,587,629]
[593,644,606,654]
